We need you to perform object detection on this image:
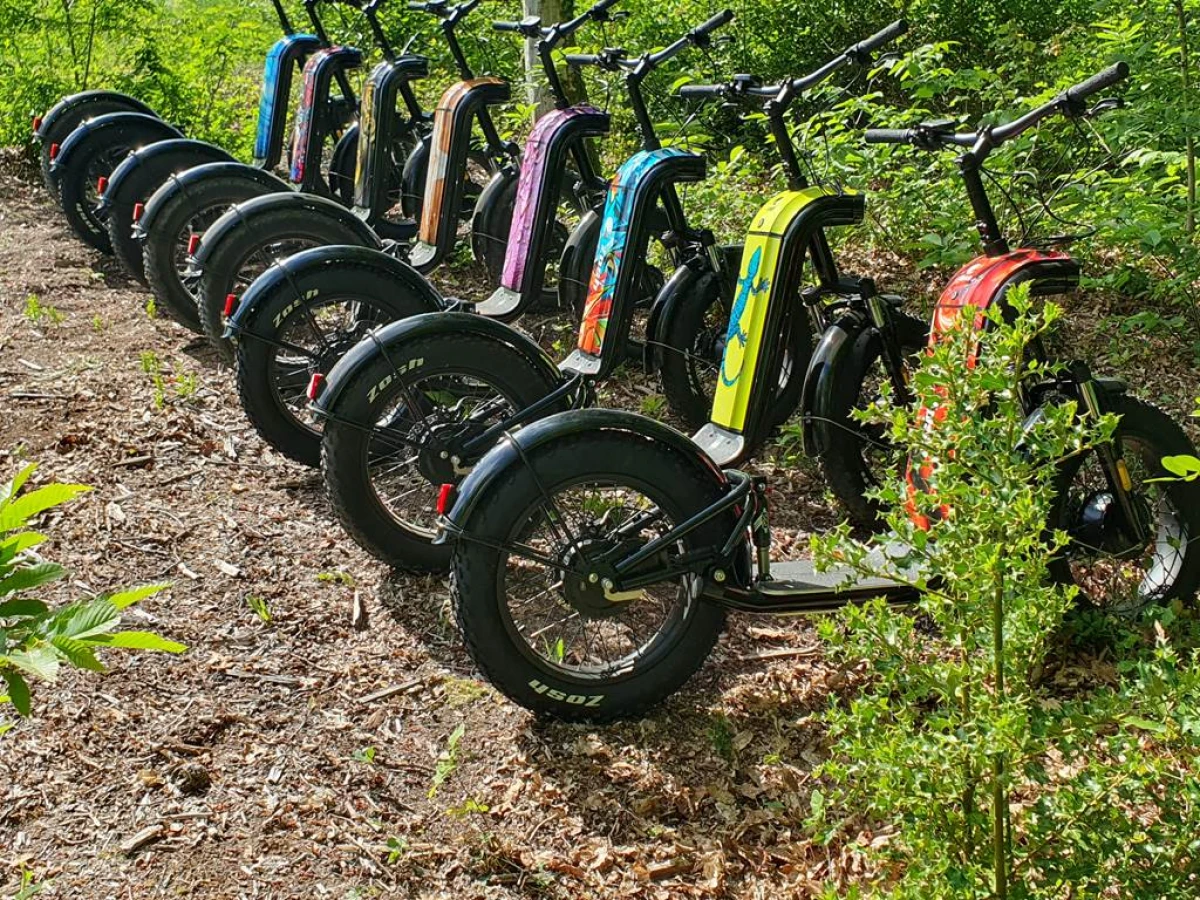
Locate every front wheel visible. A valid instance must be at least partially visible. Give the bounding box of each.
[452,429,732,721]
[321,332,565,571]
[1048,393,1200,613]
[817,313,929,527]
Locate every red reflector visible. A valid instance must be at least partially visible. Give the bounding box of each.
[32,115,43,133]
[223,293,238,317]
[306,372,326,401]
[49,142,60,160]
[186,234,201,255]
[96,175,108,196]
[436,483,455,516]
[132,202,145,222]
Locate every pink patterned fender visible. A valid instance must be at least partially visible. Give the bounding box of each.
[500,105,604,291]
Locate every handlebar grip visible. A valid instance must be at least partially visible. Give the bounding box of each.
[564,53,600,67]
[864,129,911,144]
[492,20,522,32]
[590,0,621,14]
[678,84,726,100]
[1064,61,1130,104]
[692,8,734,39]
[854,18,907,55]
[407,2,426,9]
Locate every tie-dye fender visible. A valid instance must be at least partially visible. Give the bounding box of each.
[410,78,510,269]
[352,56,429,212]
[905,249,1080,528]
[254,34,321,168]
[709,187,860,432]
[575,148,705,362]
[497,106,609,297]
[289,45,363,186]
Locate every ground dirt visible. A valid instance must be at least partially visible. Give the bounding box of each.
[2,150,1198,900]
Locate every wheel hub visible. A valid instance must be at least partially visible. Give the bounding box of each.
[1071,489,1150,557]
[561,537,646,620]
[414,420,479,483]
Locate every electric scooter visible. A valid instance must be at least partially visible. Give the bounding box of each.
[439,61,1200,722]
[98,0,382,283]
[308,10,736,571]
[224,0,626,468]
[48,0,361,255]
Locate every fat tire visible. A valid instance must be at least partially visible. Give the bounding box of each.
[197,208,374,363]
[142,172,284,332]
[818,313,928,527]
[40,97,150,198]
[236,263,432,467]
[1047,394,1200,605]
[452,430,731,721]
[321,333,564,572]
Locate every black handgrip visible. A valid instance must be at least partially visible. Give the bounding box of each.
[1063,61,1130,104]
[590,0,621,14]
[852,18,907,55]
[864,129,912,144]
[692,8,734,40]
[493,19,522,32]
[678,83,726,100]
[564,53,600,67]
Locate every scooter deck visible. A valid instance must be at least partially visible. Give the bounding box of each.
[760,559,902,595]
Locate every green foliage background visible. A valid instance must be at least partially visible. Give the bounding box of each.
[1,0,1196,311]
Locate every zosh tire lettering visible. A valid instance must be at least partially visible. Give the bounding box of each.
[272,288,320,329]
[528,679,603,707]
[366,358,424,404]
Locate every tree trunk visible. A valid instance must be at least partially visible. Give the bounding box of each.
[522,0,563,117]
[1175,0,1196,236]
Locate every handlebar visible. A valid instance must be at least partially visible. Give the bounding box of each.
[677,19,906,104]
[408,0,481,22]
[493,0,621,44]
[864,61,1130,152]
[566,8,732,73]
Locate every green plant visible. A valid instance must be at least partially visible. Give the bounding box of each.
[316,570,355,587]
[352,746,376,765]
[385,835,408,864]
[810,288,1200,896]
[90,314,105,333]
[245,594,271,623]
[173,366,199,401]
[145,295,158,319]
[446,796,490,818]
[428,722,466,798]
[23,294,63,327]
[1,464,186,731]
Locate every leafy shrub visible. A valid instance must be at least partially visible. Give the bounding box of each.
[809,286,1200,896]
[0,464,186,735]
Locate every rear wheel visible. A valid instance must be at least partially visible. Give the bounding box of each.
[58,123,170,252]
[320,333,564,571]
[142,172,284,332]
[236,265,432,466]
[196,207,373,362]
[39,97,150,197]
[452,430,732,721]
[1048,394,1200,613]
[106,146,232,284]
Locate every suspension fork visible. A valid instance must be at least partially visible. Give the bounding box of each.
[1069,360,1149,545]
[866,290,914,405]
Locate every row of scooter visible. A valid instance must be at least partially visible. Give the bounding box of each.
[36,0,1200,719]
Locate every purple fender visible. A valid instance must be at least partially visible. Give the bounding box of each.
[476,105,610,319]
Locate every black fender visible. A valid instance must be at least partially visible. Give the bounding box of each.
[226,244,444,338]
[399,134,432,219]
[97,138,234,215]
[50,112,182,182]
[475,106,611,319]
[409,78,511,271]
[800,309,869,457]
[558,208,601,312]
[313,311,558,417]
[561,151,707,379]
[191,191,382,270]
[993,258,1082,313]
[135,161,290,239]
[327,123,361,206]
[466,166,519,272]
[441,408,730,536]
[723,192,865,455]
[254,33,323,168]
[36,90,157,143]
[288,45,364,192]
[353,56,429,214]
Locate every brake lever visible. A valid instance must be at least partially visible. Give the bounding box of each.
[1087,97,1124,117]
[401,33,419,55]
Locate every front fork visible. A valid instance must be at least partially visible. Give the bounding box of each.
[1068,361,1150,547]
